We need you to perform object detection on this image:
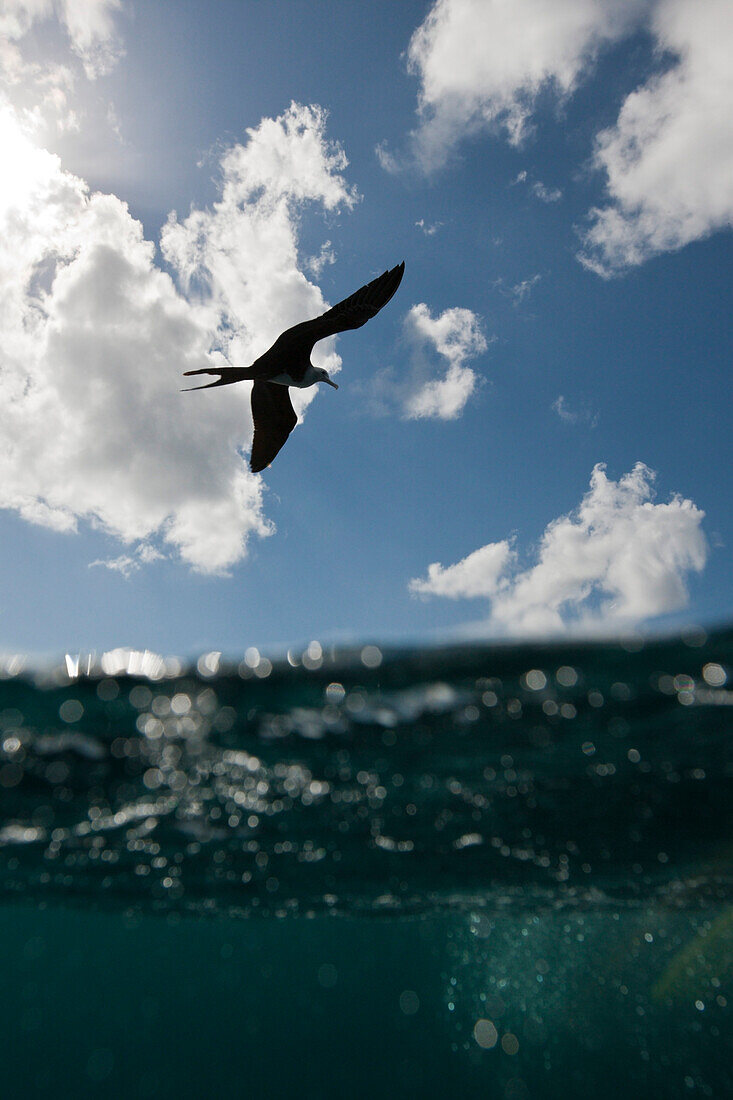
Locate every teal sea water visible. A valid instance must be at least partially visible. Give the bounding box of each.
[0,628,731,1097]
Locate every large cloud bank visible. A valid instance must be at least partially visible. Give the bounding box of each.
[410,463,707,635]
[0,97,356,573]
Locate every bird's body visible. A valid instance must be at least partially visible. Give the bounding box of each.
[183,262,405,472]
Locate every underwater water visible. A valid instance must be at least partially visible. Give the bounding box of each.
[0,628,731,1097]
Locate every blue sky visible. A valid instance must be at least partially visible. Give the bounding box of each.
[0,0,730,659]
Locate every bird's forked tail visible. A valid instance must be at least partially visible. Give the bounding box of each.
[181,366,255,391]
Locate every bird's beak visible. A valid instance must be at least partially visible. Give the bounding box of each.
[324,379,339,389]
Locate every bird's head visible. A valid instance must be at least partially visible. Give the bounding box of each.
[314,367,338,389]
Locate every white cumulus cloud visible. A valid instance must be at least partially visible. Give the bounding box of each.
[579,0,733,274]
[161,102,358,405]
[410,463,707,635]
[402,303,487,419]
[410,541,513,599]
[358,301,487,420]
[395,0,733,270]
[0,99,357,574]
[402,0,641,169]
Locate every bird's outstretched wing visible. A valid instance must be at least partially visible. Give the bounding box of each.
[250,380,298,473]
[280,262,405,350]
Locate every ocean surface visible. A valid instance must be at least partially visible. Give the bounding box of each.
[0,628,731,1097]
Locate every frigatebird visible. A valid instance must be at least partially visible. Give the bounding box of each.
[183,262,405,472]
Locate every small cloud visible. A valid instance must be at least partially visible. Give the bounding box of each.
[89,543,165,578]
[552,395,598,427]
[410,463,708,636]
[305,240,335,277]
[89,554,139,579]
[106,101,125,143]
[410,541,514,599]
[530,180,562,203]
[356,303,489,421]
[495,274,541,305]
[375,141,400,174]
[137,543,165,565]
[552,395,577,423]
[511,171,562,202]
[509,274,541,304]
[415,218,443,236]
[402,303,488,419]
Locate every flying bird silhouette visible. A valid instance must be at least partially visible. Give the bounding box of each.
[183,262,405,472]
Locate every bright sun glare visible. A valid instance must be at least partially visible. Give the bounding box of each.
[0,106,58,214]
